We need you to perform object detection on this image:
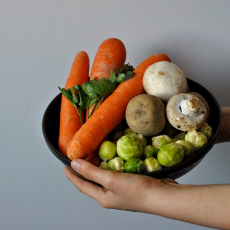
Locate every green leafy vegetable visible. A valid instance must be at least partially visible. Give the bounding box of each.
[58,64,134,125]
[58,85,97,126]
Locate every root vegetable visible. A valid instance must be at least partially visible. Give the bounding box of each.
[125,94,166,136]
[58,51,89,155]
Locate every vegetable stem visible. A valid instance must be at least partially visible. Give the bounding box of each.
[75,106,83,126]
[89,101,100,118]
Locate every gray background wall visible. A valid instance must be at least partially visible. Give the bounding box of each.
[1,1,230,229]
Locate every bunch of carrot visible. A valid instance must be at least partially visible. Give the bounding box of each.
[58,37,171,165]
[59,38,126,165]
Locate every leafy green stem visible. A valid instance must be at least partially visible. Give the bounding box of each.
[76,107,83,126]
[89,101,100,118]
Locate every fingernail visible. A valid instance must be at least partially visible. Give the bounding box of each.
[71,159,80,172]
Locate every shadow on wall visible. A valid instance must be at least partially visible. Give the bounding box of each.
[134,31,230,107]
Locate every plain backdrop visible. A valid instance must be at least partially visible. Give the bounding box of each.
[1,1,230,230]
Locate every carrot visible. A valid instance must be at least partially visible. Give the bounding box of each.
[58,51,90,156]
[90,38,126,81]
[67,53,171,160]
[84,136,108,165]
[84,150,101,166]
[86,38,126,120]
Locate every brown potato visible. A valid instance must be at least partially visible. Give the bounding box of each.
[125,94,166,136]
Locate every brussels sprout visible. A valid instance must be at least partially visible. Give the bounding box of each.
[152,135,172,151]
[99,161,109,170]
[98,141,117,161]
[185,130,208,151]
[160,121,179,138]
[157,142,184,167]
[117,134,144,161]
[174,132,186,140]
[144,157,162,172]
[107,157,125,172]
[137,134,147,148]
[199,123,212,140]
[124,158,145,173]
[123,127,136,135]
[175,140,195,158]
[144,145,157,158]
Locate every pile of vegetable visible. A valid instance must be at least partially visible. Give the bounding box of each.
[58,38,212,173]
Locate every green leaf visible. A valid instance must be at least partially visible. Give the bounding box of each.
[124,71,134,81]
[58,87,78,107]
[119,63,134,82]
[82,81,100,100]
[103,82,116,98]
[72,84,80,92]
[93,78,112,98]
[88,98,97,107]
[72,84,91,111]
[70,88,79,104]
[114,73,126,83]
[109,70,117,82]
[109,63,135,84]
[77,89,85,108]
[119,63,134,74]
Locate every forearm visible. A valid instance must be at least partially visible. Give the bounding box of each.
[217,107,230,143]
[146,182,230,229]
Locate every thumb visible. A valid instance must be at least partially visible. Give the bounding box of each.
[71,159,115,187]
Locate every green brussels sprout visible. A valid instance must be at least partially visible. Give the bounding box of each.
[174,132,187,140]
[107,157,125,172]
[157,142,184,167]
[185,130,208,151]
[117,134,144,161]
[123,127,136,135]
[175,140,195,158]
[99,161,109,170]
[144,145,157,158]
[98,141,117,161]
[137,134,147,148]
[144,157,162,172]
[160,121,179,138]
[124,158,145,173]
[152,135,172,151]
[199,123,212,140]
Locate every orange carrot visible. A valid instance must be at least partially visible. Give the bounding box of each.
[58,51,90,156]
[86,38,126,120]
[67,54,171,160]
[84,150,101,166]
[84,136,108,165]
[89,38,126,81]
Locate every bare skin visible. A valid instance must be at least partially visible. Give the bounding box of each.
[64,107,230,229]
[217,107,230,143]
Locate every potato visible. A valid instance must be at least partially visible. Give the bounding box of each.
[125,94,166,136]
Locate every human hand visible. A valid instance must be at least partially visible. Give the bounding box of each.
[64,159,178,213]
[64,153,230,229]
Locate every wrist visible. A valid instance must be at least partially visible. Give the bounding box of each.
[145,181,230,229]
[217,107,230,143]
[142,178,184,215]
